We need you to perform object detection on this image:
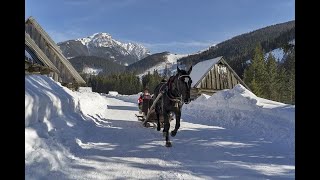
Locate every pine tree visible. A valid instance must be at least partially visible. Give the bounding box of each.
[284,50,295,104]
[250,78,263,96]
[244,44,267,97]
[265,53,278,100]
[276,67,287,102]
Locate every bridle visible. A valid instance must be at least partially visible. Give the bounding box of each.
[166,74,192,103]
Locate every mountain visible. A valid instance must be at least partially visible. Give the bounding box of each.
[178,20,295,78]
[126,51,188,77]
[58,33,150,66]
[68,56,125,76]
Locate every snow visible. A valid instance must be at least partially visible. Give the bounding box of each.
[183,84,295,149]
[82,67,103,75]
[25,75,295,179]
[166,53,187,64]
[77,37,91,46]
[289,39,295,45]
[120,42,150,60]
[189,56,222,87]
[25,49,33,60]
[75,32,149,60]
[108,91,118,96]
[78,87,92,93]
[138,53,188,78]
[265,48,285,61]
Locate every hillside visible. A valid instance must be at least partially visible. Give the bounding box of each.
[126,51,188,77]
[68,56,125,75]
[178,20,295,77]
[126,52,169,74]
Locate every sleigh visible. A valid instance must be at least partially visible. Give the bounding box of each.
[136,93,173,128]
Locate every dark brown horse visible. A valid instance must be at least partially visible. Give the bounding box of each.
[153,66,193,147]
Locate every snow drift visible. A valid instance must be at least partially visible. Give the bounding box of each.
[25,75,80,179]
[25,75,106,179]
[183,84,295,149]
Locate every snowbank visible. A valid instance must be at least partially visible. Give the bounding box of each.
[25,75,82,179]
[104,92,140,104]
[78,87,92,93]
[108,91,118,96]
[25,75,79,127]
[183,84,295,149]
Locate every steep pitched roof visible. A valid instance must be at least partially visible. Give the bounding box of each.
[190,56,222,88]
[25,17,85,84]
[25,32,59,73]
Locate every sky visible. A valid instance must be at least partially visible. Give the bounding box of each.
[25,0,295,54]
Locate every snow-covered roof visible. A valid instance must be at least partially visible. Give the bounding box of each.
[190,56,222,87]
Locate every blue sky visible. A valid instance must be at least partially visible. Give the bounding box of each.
[26,0,295,54]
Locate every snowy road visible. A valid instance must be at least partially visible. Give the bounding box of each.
[25,75,295,179]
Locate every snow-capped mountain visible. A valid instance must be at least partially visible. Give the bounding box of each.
[58,33,150,65]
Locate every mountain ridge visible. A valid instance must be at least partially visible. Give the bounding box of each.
[58,32,150,66]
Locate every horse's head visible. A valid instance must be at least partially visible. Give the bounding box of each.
[176,66,193,104]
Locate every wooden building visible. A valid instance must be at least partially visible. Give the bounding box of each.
[25,16,86,89]
[25,32,59,75]
[189,56,249,99]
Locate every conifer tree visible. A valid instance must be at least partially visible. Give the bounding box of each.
[265,53,278,100]
[244,44,267,97]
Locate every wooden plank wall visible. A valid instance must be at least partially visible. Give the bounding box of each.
[26,23,74,84]
[194,62,242,93]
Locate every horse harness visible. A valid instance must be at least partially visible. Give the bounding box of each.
[158,75,192,108]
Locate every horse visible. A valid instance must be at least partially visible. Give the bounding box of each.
[153,66,193,147]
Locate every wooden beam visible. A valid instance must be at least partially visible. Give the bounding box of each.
[207,72,211,89]
[26,17,86,84]
[211,68,216,90]
[218,65,224,89]
[227,68,232,89]
[220,58,250,90]
[215,64,220,89]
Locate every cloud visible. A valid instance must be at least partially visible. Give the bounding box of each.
[130,40,217,54]
[141,41,215,48]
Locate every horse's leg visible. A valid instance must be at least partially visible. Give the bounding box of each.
[163,110,172,147]
[155,105,161,131]
[171,110,181,137]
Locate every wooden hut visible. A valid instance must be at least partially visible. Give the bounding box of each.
[25,32,59,75]
[189,56,249,99]
[25,16,86,89]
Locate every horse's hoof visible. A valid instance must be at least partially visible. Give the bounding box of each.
[157,126,161,131]
[171,130,177,137]
[165,141,172,147]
